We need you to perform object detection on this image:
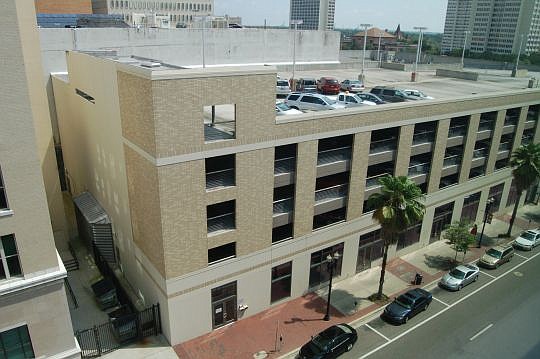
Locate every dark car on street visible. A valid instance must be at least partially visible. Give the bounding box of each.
[298,323,357,359]
[381,288,432,325]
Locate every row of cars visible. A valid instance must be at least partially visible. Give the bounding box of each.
[298,229,540,358]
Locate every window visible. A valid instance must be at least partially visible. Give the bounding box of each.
[208,242,236,264]
[0,167,8,211]
[203,104,236,142]
[205,154,235,190]
[0,325,34,358]
[271,262,292,303]
[0,234,22,280]
[207,200,235,234]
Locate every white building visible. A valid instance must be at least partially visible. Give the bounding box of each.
[289,0,335,31]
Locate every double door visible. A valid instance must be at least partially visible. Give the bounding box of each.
[211,282,237,329]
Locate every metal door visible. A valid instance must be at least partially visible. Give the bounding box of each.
[356,245,371,273]
[212,296,237,329]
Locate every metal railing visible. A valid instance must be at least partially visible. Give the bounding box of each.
[473,148,488,158]
[448,125,467,137]
[370,138,397,154]
[317,146,352,165]
[366,173,389,188]
[315,183,349,202]
[64,278,78,309]
[206,168,235,189]
[273,197,294,214]
[274,157,296,174]
[412,130,435,145]
[408,162,430,176]
[443,155,461,167]
[207,213,235,233]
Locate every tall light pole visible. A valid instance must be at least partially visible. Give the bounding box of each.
[323,252,340,321]
[461,30,470,69]
[290,19,303,91]
[515,34,525,72]
[194,16,207,68]
[478,197,495,248]
[360,23,372,82]
[377,31,382,67]
[412,26,427,82]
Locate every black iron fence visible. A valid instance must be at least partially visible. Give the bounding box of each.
[76,304,161,358]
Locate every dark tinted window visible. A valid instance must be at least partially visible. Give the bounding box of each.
[208,242,236,264]
[301,96,316,103]
[383,89,394,96]
[287,94,299,101]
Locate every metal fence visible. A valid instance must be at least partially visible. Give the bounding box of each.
[76,304,161,358]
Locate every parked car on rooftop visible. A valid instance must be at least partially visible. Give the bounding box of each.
[275,102,303,116]
[317,77,341,95]
[439,264,479,291]
[284,92,346,111]
[298,323,357,359]
[276,78,291,97]
[513,229,540,250]
[356,92,386,105]
[370,86,418,102]
[336,92,376,107]
[296,78,318,93]
[403,89,434,100]
[340,79,364,92]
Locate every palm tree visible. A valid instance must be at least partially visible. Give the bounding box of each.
[367,175,425,300]
[506,143,540,236]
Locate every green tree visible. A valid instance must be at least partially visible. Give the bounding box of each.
[367,176,425,300]
[443,221,476,262]
[507,143,540,235]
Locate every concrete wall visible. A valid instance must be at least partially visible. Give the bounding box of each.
[436,68,480,81]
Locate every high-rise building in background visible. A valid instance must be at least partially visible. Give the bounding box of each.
[442,0,540,55]
[290,0,335,30]
[35,0,93,14]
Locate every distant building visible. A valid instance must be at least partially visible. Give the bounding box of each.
[91,0,214,28]
[442,0,540,55]
[35,0,93,14]
[289,0,335,30]
[352,27,396,50]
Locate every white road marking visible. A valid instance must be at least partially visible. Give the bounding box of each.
[479,270,496,279]
[469,323,493,341]
[359,250,540,359]
[514,253,528,259]
[364,323,391,342]
[432,297,450,307]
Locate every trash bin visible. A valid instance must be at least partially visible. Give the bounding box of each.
[414,273,423,285]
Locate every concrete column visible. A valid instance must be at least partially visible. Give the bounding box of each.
[394,125,414,177]
[511,106,528,152]
[485,110,505,175]
[419,205,436,246]
[533,107,540,144]
[459,113,480,184]
[499,177,513,210]
[427,119,450,194]
[451,196,465,223]
[293,140,318,237]
[347,132,371,220]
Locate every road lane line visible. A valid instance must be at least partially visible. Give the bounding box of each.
[514,253,528,259]
[432,297,450,307]
[359,250,540,359]
[479,270,496,279]
[469,323,493,341]
[364,324,391,342]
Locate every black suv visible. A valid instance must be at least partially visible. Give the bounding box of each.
[370,86,418,103]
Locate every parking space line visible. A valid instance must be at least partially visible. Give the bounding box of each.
[479,270,496,279]
[514,253,528,259]
[431,297,450,307]
[364,324,391,342]
[359,250,540,359]
[469,323,493,341]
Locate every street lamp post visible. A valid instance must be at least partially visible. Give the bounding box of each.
[514,34,525,72]
[461,30,470,69]
[323,252,340,321]
[478,197,496,248]
[377,31,382,67]
[359,23,372,82]
[290,19,303,91]
[412,26,427,82]
[193,16,207,68]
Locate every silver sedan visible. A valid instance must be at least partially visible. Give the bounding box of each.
[439,264,479,291]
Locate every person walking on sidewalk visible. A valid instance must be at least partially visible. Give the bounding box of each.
[470,223,478,238]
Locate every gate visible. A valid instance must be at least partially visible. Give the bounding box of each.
[76,304,161,358]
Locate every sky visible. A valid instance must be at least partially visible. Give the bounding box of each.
[214,0,448,33]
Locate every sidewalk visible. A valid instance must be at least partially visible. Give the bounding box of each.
[175,204,540,359]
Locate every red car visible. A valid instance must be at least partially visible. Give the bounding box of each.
[317,77,341,95]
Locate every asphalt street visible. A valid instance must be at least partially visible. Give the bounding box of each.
[338,246,540,359]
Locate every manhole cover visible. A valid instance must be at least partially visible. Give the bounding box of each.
[514,271,523,277]
[253,351,268,359]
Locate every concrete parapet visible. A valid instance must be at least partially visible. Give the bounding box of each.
[436,68,479,81]
[381,62,406,71]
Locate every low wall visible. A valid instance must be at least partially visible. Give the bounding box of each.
[381,62,406,71]
[436,68,479,81]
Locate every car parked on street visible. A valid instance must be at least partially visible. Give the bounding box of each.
[370,86,418,102]
[439,264,479,291]
[284,93,346,111]
[381,288,432,324]
[275,102,303,116]
[513,229,540,250]
[296,78,318,93]
[340,79,364,93]
[317,77,341,95]
[276,78,291,97]
[298,323,357,359]
[336,92,376,107]
[402,89,434,100]
[356,92,386,105]
[478,245,514,269]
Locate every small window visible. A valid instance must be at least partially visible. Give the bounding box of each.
[314,98,325,105]
[0,234,22,280]
[287,94,300,101]
[208,242,236,264]
[346,96,356,102]
[0,166,8,210]
[204,104,236,142]
[206,154,235,190]
[271,262,292,303]
[207,200,235,234]
[300,96,314,103]
[0,325,34,358]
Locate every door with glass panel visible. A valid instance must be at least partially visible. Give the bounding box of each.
[211,282,237,329]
